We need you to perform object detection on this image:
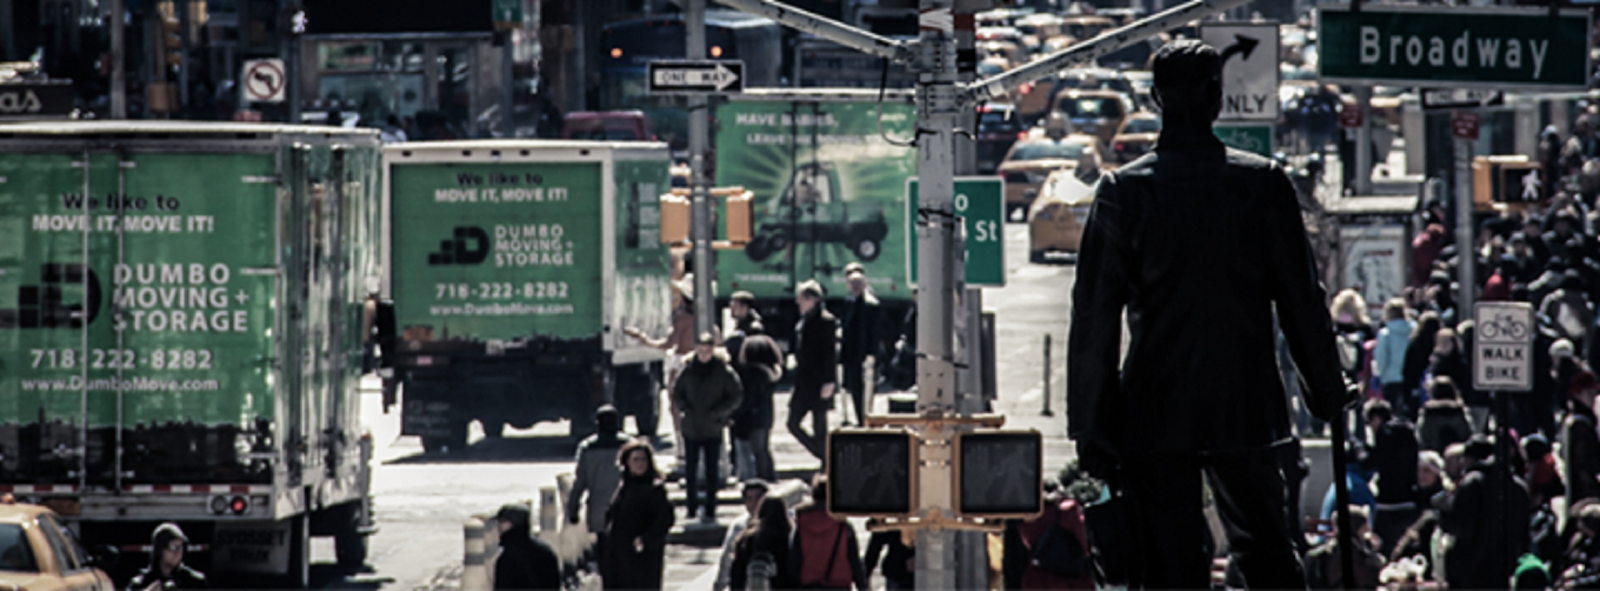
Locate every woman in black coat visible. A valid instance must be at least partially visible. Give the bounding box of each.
[1401,311,1443,420]
[729,496,793,590]
[601,440,676,591]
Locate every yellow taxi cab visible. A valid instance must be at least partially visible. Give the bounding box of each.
[1027,168,1099,262]
[0,496,114,591]
[998,133,1100,221]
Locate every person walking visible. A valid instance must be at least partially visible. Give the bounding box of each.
[1067,40,1351,589]
[837,264,882,425]
[730,496,795,590]
[1416,377,1473,454]
[671,332,744,524]
[732,325,783,482]
[1563,371,1600,504]
[716,480,772,591]
[789,280,838,461]
[788,477,867,590]
[862,521,915,591]
[1438,437,1532,589]
[1373,299,1415,423]
[127,523,208,590]
[601,440,675,591]
[493,503,562,590]
[567,406,632,542]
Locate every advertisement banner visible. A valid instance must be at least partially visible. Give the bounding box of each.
[714,99,917,300]
[609,157,674,358]
[390,162,603,341]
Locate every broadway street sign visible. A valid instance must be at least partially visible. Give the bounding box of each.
[1319,4,1591,90]
[647,60,744,95]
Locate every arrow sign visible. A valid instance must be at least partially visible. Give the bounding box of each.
[647,60,745,95]
[1421,88,1505,110]
[1219,34,1260,65]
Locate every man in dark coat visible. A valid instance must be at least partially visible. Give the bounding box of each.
[1563,371,1600,504]
[493,504,562,590]
[837,264,883,425]
[1439,437,1531,589]
[788,279,837,461]
[1067,40,1351,589]
[732,324,782,482]
[127,523,208,590]
[670,333,744,523]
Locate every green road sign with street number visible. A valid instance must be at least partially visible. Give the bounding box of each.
[1319,5,1591,90]
[907,177,1005,287]
[1214,123,1273,158]
[492,0,523,30]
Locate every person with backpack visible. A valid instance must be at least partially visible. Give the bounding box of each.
[1363,399,1421,559]
[788,476,867,590]
[1016,489,1094,589]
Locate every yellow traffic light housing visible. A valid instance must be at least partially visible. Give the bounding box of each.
[661,187,754,249]
[659,192,690,244]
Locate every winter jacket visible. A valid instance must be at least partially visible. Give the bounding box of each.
[1370,419,1419,504]
[1440,463,1531,589]
[566,431,632,533]
[1374,319,1413,386]
[1417,399,1473,454]
[495,524,562,590]
[601,475,675,590]
[1563,402,1600,503]
[127,564,208,590]
[1067,126,1350,454]
[1016,497,1094,589]
[1543,288,1595,343]
[670,352,744,442]
[732,334,782,437]
[793,307,840,408]
[788,506,866,590]
[729,521,793,590]
[863,530,914,589]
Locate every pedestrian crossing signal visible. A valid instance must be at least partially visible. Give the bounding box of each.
[955,430,1043,519]
[826,429,916,517]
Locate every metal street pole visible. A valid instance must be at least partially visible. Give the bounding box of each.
[688,0,715,337]
[110,0,126,118]
[177,0,191,115]
[1354,86,1373,195]
[503,31,516,137]
[1455,135,1475,315]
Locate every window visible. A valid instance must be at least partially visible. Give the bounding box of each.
[1059,98,1124,119]
[41,515,87,572]
[0,524,39,573]
[1124,118,1162,134]
[1010,142,1085,161]
[37,515,82,572]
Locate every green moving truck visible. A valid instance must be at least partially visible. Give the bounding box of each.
[0,122,381,586]
[714,89,916,349]
[383,141,673,453]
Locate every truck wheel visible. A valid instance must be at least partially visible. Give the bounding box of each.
[745,237,772,262]
[853,238,881,262]
[334,504,369,573]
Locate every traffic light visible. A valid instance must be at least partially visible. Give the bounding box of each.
[659,192,689,244]
[826,429,916,517]
[955,430,1043,518]
[1472,156,1543,208]
[724,191,752,244]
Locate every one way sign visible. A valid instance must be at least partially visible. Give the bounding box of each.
[648,60,744,95]
[1200,23,1280,122]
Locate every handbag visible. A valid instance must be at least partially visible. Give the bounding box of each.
[1029,505,1092,578]
[1082,490,1134,588]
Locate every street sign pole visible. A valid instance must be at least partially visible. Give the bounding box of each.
[688,0,715,339]
[1473,300,1533,583]
[1355,86,1374,195]
[110,0,126,119]
[1455,134,1475,317]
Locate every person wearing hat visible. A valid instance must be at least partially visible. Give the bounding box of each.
[567,405,634,536]
[128,523,208,589]
[1437,434,1532,589]
[1562,370,1600,504]
[837,264,883,426]
[670,332,744,524]
[493,503,562,590]
[789,279,837,461]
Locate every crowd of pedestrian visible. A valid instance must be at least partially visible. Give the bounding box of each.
[1311,109,1600,589]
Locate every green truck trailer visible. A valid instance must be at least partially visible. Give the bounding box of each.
[0,122,381,586]
[382,141,674,453]
[714,90,917,348]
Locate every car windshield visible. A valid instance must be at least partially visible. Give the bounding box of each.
[1123,118,1161,134]
[977,62,1005,77]
[1059,97,1124,118]
[1011,142,1085,160]
[979,110,1022,132]
[0,524,38,573]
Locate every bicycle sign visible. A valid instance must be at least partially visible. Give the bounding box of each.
[1474,302,1534,392]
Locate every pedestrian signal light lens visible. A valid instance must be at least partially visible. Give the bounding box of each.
[826,429,915,516]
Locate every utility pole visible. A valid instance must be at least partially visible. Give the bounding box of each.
[688,0,715,337]
[714,0,1253,582]
[1354,86,1373,195]
[110,0,126,118]
[502,31,516,137]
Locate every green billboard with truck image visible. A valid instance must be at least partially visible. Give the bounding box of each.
[0,122,382,585]
[383,141,673,453]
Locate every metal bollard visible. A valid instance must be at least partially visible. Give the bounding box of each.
[1041,334,1054,416]
[462,517,490,591]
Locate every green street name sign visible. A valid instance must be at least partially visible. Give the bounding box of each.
[492,0,523,30]
[907,177,1005,287]
[1319,5,1591,90]
[1214,123,1273,158]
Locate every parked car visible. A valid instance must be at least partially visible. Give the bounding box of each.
[561,110,655,141]
[998,135,1098,220]
[0,498,115,591]
[977,102,1027,174]
[1110,111,1161,164]
[1052,89,1135,153]
[1028,168,1099,261]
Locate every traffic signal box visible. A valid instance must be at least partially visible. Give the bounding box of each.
[659,187,753,248]
[826,413,1043,528]
[1472,156,1543,211]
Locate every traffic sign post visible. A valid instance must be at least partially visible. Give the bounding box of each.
[1200,23,1280,122]
[1451,110,1481,141]
[907,177,1005,287]
[240,59,286,104]
[1473,302,1533,393]
[647,60,745,95]
[1318,4,1592,90]
[1422,88,1504,111]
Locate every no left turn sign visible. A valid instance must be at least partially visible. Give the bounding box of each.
[242,59,286,104]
